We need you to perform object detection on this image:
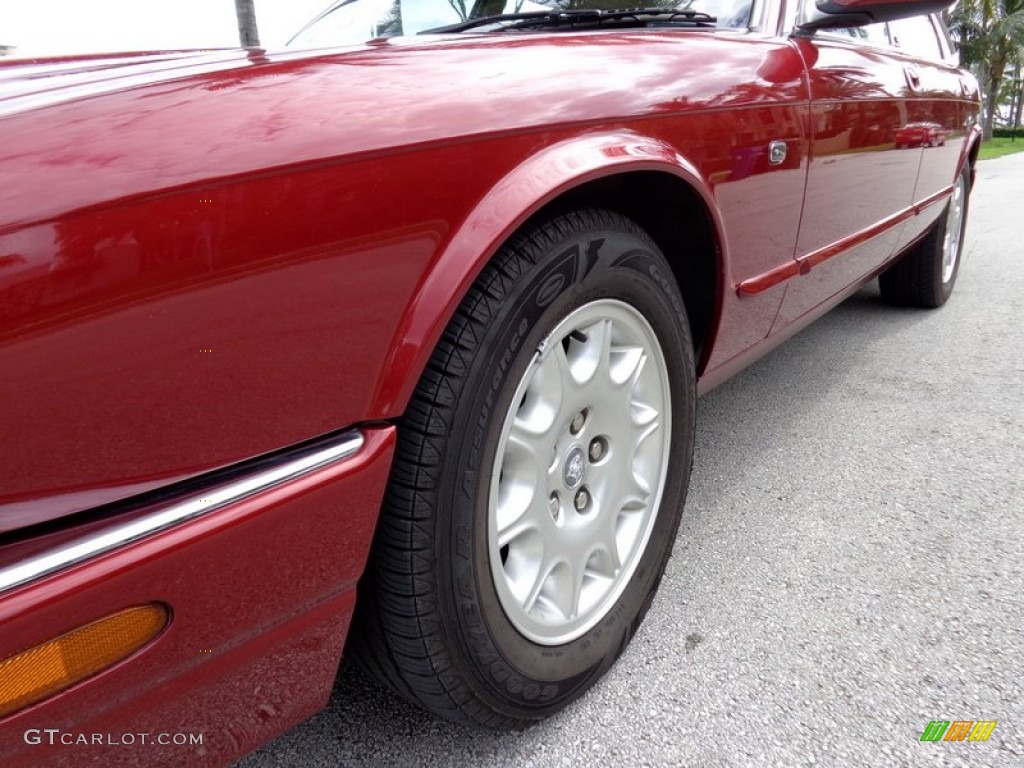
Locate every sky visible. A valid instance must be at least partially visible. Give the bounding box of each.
[0,0,330,56]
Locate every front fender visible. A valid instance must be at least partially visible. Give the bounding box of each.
[367,130,725,418]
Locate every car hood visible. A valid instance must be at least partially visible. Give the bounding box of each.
[0,48,262,112]
[0,31,799,228]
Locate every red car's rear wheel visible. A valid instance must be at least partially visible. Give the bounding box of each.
[880,165,970,308]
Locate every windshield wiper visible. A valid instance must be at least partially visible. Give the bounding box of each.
[420,7,717,34]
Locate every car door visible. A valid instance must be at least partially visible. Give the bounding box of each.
[772,13,922,327]
[886,13,973,249]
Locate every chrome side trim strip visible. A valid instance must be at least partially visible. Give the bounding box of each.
[0,431,364,594]
[736,183,955,297]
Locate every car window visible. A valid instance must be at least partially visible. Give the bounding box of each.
[791,1,948,63]
[290,0,751,46]
[795,0,890,46]
[822,21,889,46]
[887,15,943,61]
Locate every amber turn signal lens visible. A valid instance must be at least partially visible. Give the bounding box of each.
[0,604,168,718]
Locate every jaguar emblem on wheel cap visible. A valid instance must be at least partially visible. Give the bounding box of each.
[563,446,586,489]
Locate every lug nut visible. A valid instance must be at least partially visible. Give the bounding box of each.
[549,493,560,519]
[574,488,589,512]
[589,438,605,462]
[570,410,586,435]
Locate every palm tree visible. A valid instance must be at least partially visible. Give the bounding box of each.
[951,0,1024,139]
[1006,49,1024,136]
[235,0,261,47]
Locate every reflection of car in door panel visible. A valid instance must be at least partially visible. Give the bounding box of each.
[896,122,946,148]
[0,0,979,764]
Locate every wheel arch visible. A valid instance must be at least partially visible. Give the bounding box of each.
[962,124,982,189]
[367,132,726,419]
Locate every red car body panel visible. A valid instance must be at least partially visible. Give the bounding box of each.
[0,428,393,766]
[0,8,980,764]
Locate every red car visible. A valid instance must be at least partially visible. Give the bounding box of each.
[0,0,978,764]
[896,121,948,148]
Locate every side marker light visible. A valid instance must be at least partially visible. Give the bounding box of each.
[0,604,169,718]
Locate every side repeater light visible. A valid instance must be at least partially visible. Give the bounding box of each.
[0,604,168,718]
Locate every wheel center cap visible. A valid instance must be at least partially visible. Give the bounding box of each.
[563,446,586,490]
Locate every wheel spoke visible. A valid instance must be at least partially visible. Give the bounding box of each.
[496,442,559,549]
[533,557,585,621]
[494,474,531,534]
[523,555,561,614]
[495,421,546,535]
[517,357,563,436]
[548,337,576,385]
[593,318,613,380]
[631,402,659,428]
[608,344,645,385]
[506,418,550,469]
[565,318,610,385]
[497,511,537,549]
[594,475,649,564]
[596,537,621,576]
[565,557,587,619]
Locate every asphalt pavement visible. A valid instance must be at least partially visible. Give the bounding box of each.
[242,153,1024,767]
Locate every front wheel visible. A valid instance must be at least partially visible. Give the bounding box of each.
[879,165,970,308]
[351,209,696,727]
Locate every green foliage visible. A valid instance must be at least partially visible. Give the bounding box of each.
[952,0,1024,68]
[951,0,1024,138]
[979,136,1024,158]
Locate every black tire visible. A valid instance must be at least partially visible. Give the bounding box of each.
[879,165,970,308]
[350,209,696,728]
